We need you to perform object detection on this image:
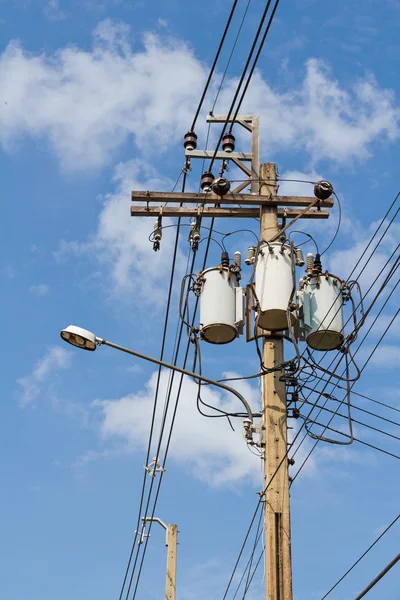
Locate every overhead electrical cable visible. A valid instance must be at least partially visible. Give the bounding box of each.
[291,302,400,483]
[353,552,400,600]
[220,195,400,595]
[288,231,400,461]
[129,223,217,600]
[190,0,241,132]
[301,399,400,442]
[297,417,400,460]
[320,512,400,599]
[230,510,264,600]
[299,192,399,370]
[208,0,280,172]
[120,0,263,583]
[292,274,399,465]
[123,251,197,600]
[118,170,191,600]
[228,0,282,128]
[211,0,253,115]
[300,378,400,427]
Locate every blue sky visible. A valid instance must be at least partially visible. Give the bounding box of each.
[0,1,399,599]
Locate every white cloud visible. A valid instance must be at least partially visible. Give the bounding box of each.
[0,22,398,170]
[0,21,206,170]
[89,369,262,487]
[56,158,187,298]
[17,346,72,406]
[82,369,320,487]
[29,283,50,296]
[220,61,399,165]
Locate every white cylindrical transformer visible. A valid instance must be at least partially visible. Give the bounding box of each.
[302,275,344,351]
[199,267,240,344]
[255,242,296,331]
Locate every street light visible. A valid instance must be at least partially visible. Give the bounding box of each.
[60,325,254,422]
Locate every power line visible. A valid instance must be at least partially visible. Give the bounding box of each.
[289,238,400,466]
[208,0,280,171]
[229,0,282,128]
[118,171,190,600]
[354,552,400,600]
[190,0,240,131]
[217,191,399,600]
[320,513,400,599]
[301,399,400,442]
[291,302,400,483]
[300,384,400,429]
[211,0,253,115]
[129,223,217,599]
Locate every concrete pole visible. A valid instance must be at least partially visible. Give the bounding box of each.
[260,162,293,600]
[165,524,178,600]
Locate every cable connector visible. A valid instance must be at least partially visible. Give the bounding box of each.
[243,419,254,444]
[153,214,162,252]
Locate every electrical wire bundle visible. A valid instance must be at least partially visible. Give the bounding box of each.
[118,2,286,595]
[117,0,400,594]
[218,191,400,600]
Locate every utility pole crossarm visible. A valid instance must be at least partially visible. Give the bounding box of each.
[130,206,330,219]
[131,191,334,208]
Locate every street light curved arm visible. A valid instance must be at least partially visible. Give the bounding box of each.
[60,325,253,422]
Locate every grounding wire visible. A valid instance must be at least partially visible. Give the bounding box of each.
[320,512,400,599]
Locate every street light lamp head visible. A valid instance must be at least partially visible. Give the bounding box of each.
[60,325,98,351]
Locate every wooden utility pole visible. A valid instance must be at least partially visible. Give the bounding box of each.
[260,162,293,600]
[142,517,178,600]
[130,116,332,600]
[165,524,178,600]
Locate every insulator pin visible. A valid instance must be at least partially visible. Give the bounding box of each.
[200,171,215,193]
[222,132,235,153]
[234,251,241,268]
[211,177,231,197]
[245,246,256,265]
[153,219,162,252]
[314,180,333,200]
[313,252,322,274]
[183,131,198,151]
[221,251,229,268]
[306,253,314,272]
[295,248,305,267]
[189,221,200,251]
